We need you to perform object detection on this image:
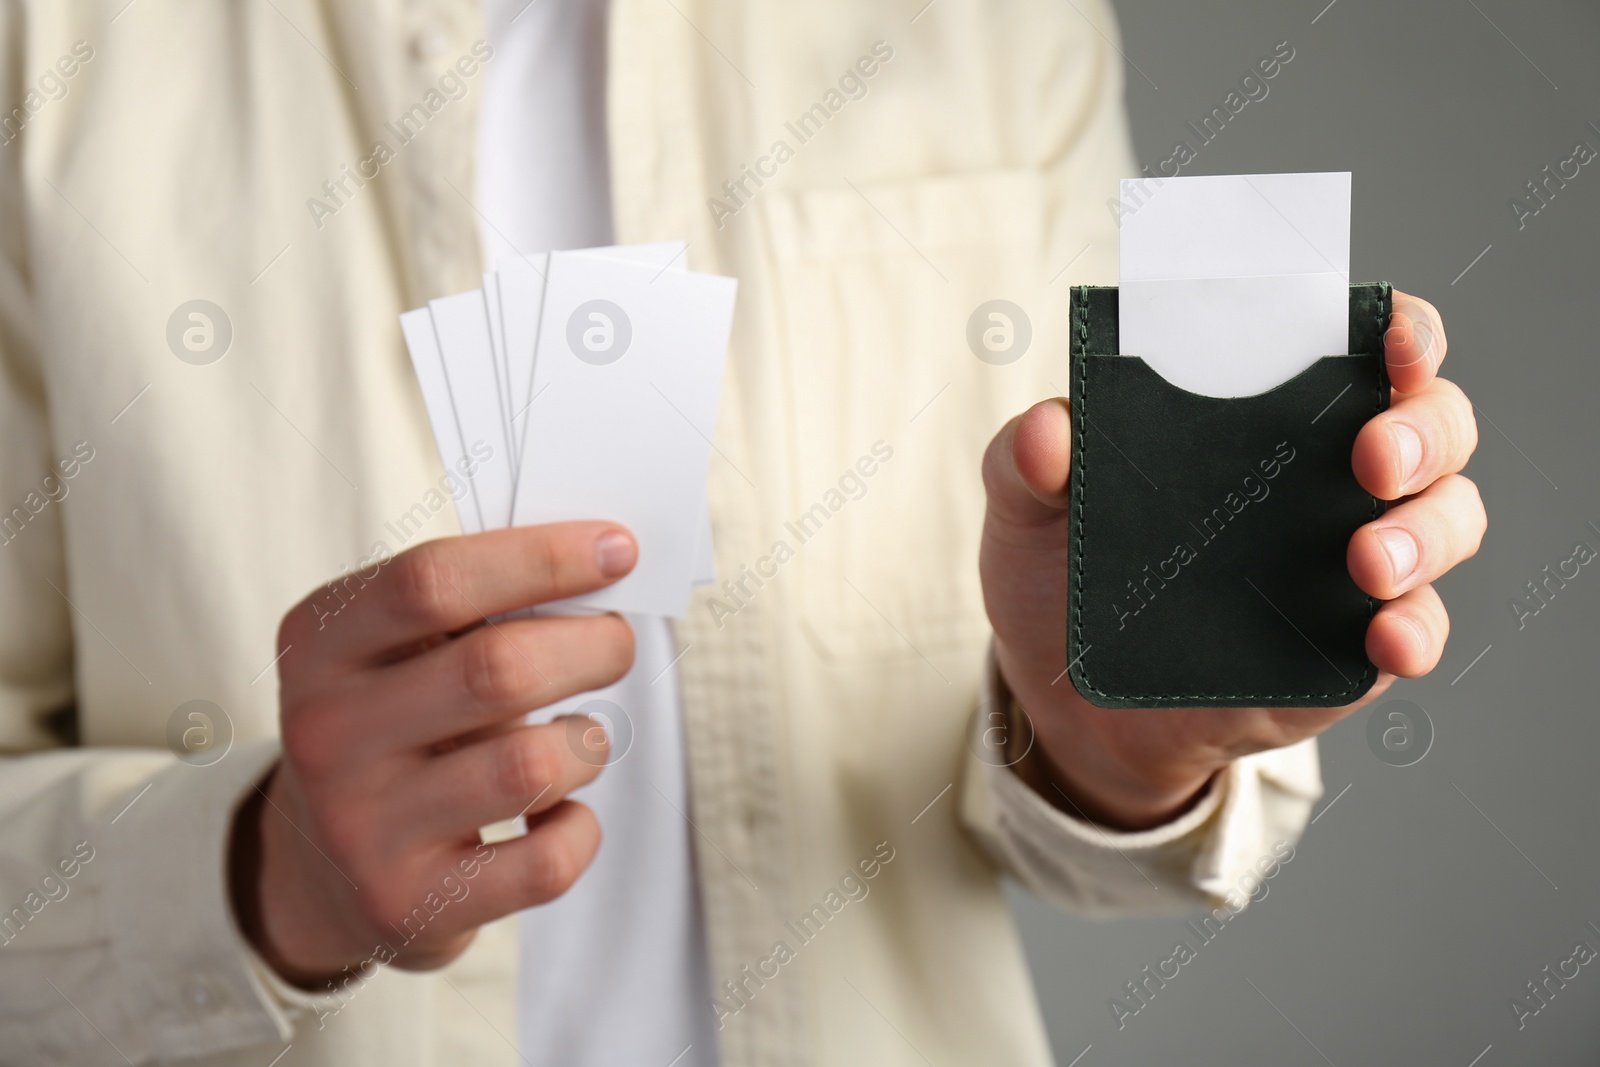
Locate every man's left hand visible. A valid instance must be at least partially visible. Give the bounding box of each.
[978,291,1484,830]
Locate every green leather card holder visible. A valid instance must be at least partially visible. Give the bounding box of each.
[1066,283,1391,709]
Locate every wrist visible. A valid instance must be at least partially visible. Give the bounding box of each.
[995,647,1220,831]
[227,764,359,989]
[1022,713,1217,830]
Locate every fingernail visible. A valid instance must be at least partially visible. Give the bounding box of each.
[1391,422,1423,492]
[596,531,636,577]
[1375,526,1420,585]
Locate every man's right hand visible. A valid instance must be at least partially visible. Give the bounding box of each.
[229,523,639,986]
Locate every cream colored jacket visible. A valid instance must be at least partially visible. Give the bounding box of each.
[0,2,1321,1064]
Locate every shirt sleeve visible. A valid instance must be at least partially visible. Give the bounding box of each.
[958,650,1323,916]
[0,743,314,1062]
[0,16,312,1058]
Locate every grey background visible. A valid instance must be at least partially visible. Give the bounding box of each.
[1008,1,1600,1064]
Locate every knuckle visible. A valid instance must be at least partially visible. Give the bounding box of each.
[1460,479,1489,547]
[980,416,1022,496]
[524,830,586,902]
[1434,376,1469,410]
[390,544,457,626]
[463,633,531,707]
[1441,471,1482,507]
[601,616,636,680]
[1432,475,1487,553]
[1457,407,1481,457]
[496,733,561,803]
[276,606,308,657]
[1432,597,1453,642]
[531,533,569,597]
[279,698,340,779]
[1437,381,1477,452]
[353,880,416,934]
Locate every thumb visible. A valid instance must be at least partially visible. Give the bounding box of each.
[982,397,1073,528]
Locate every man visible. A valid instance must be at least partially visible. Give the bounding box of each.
[0,1,1482,1064]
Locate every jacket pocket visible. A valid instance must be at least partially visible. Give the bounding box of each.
[761,167,1064,660]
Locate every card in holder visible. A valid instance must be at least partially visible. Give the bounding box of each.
[1066,283,1391,709]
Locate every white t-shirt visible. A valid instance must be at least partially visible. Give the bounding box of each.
[477,1,719,1063]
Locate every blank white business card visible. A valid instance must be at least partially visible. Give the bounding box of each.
[494,242,687,480]
[1118,171,1351,398]
[482,270,515,454]
[493,242,713,587]
[430,290,516,528]
[401,308,485,535]
[511,251,735,617]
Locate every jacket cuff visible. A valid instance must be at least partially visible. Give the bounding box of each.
[103,738,306,1057]
[958,650,1323,916]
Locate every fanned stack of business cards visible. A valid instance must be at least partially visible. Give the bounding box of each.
[400,242,736,618]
